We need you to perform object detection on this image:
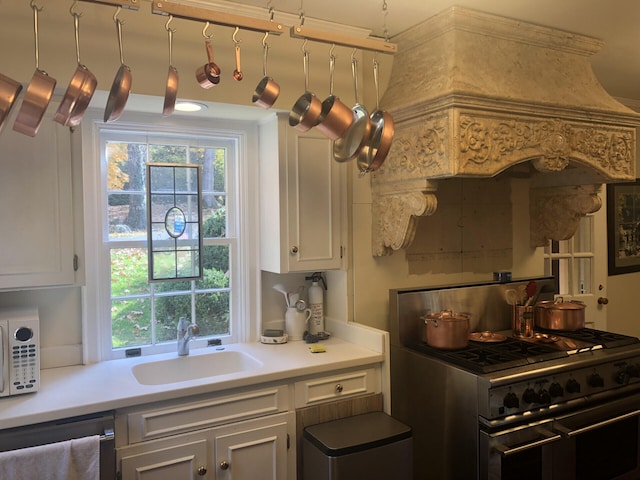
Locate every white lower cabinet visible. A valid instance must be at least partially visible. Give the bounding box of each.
[118,413,292,480]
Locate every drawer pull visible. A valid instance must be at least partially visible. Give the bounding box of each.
[197,466,207,476]
[220,460,230,470]
[335,384,344,393]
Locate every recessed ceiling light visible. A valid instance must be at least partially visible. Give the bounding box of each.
[174,101,208,112]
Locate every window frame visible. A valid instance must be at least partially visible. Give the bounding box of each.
[80,109,261,362]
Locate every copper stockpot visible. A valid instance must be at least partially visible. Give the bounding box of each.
[535,298,586,331]
[422,310,470,350]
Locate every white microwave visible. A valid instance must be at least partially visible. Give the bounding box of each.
[0,307,40,397]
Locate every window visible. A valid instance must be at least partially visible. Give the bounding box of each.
[81,111,260,361]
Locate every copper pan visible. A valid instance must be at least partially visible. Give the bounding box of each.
[252,33,279,109]
[14,2,56,137]
[357,58,395,175]
[0,73,22,133]
[55,6,97,127]
[162,16,178,116]
[316,46,354,141]
[104,7,132,123]
[333,52,370,163]
[289,42,322,132]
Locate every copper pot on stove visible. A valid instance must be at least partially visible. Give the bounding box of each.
[421,310,470,350]
[534,298,586,331]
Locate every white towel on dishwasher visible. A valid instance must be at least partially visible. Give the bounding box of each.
[0,434,100,480]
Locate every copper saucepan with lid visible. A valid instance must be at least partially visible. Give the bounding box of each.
[535,298,586,331]
[55,3,98,127]
[421,310,470,350]
[252,32,280,108]
[104,6,132,123]
[14,1,56,137]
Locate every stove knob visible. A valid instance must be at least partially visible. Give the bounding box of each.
[587,373,604,388]
[549,382,564,398]
[537,389,551,405]
[503,392,519,409]
[522,388,537,404]
[616,369,631,385]
[566,378,581,394]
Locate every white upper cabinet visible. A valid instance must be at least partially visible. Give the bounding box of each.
[259,113,345,273]
[0,102,79,290]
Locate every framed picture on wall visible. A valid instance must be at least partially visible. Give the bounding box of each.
[607,179,640,275]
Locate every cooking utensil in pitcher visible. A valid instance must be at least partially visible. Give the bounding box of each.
[104,6,132,123]
[333,50,370,163]
[55,1,97,127]
[162,16,178,116]
[14,1,56,137]
[252,32,280,108]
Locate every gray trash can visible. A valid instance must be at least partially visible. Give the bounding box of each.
[302,411,413,480]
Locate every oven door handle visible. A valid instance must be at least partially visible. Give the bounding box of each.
[493,427,562,457]
[554,409,640,437]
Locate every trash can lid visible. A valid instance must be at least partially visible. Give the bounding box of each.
[303,412,412,457]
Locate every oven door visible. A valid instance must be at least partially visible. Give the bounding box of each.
[552,393,640,480]
[480,419,561,480]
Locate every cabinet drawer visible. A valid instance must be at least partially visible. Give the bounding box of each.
[126,385,289,443]
[294,367,379,408]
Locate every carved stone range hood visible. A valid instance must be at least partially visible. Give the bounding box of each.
[371,6,640,256]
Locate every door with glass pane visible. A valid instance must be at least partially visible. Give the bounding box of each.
[543,199,608,329]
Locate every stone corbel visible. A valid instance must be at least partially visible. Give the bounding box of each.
[529,184,602,247]
[372,190,438,256]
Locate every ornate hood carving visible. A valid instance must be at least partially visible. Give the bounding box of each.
[371,6,640,256]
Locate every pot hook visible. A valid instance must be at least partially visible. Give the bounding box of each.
[202,21,212,39]
[165,15,175,67]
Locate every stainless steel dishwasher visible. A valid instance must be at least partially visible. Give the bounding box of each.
[0,411,115,479]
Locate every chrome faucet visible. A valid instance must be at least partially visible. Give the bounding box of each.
[177,317,199,356]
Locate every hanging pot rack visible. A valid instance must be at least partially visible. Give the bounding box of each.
[79,0,140,10]
[290,25,396,54]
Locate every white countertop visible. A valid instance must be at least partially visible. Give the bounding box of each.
[0,335,385,430]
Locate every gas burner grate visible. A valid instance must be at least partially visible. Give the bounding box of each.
[410,338,568,374]
[537,328,640,349]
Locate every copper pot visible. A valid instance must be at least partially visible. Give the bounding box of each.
[252,33,279,109]
[104,9,132,123]
[13,2,56,137]
[289,46,322,132]
[55,9,97,127]
[316,49,354,140]
[422,310,470,350]
[0,73,23,133]
[535,298,586,331]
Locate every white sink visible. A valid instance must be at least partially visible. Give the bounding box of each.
[132,349,263,385]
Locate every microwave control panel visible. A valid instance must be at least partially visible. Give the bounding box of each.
[0,308,40,397]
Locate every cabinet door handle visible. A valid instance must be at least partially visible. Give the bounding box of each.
[197,466,207,476]
[290,246,299,255]
[335,384,344,393]
[219,460,230,470]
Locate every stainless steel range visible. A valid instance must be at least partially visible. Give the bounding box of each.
[390,278,640,480]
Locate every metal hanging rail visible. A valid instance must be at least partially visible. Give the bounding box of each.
[290,25,397,54]
[150,0,285,35]
[79,0,140,9]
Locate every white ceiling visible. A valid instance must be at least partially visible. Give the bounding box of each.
[229,0,640,102]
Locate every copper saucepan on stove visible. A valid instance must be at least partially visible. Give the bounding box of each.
[104,7,132,123]
[422,310,470,350]
[55,4,97,127]
[535,298,586,331]
[252,32,280,109]
[14,1,56,137]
